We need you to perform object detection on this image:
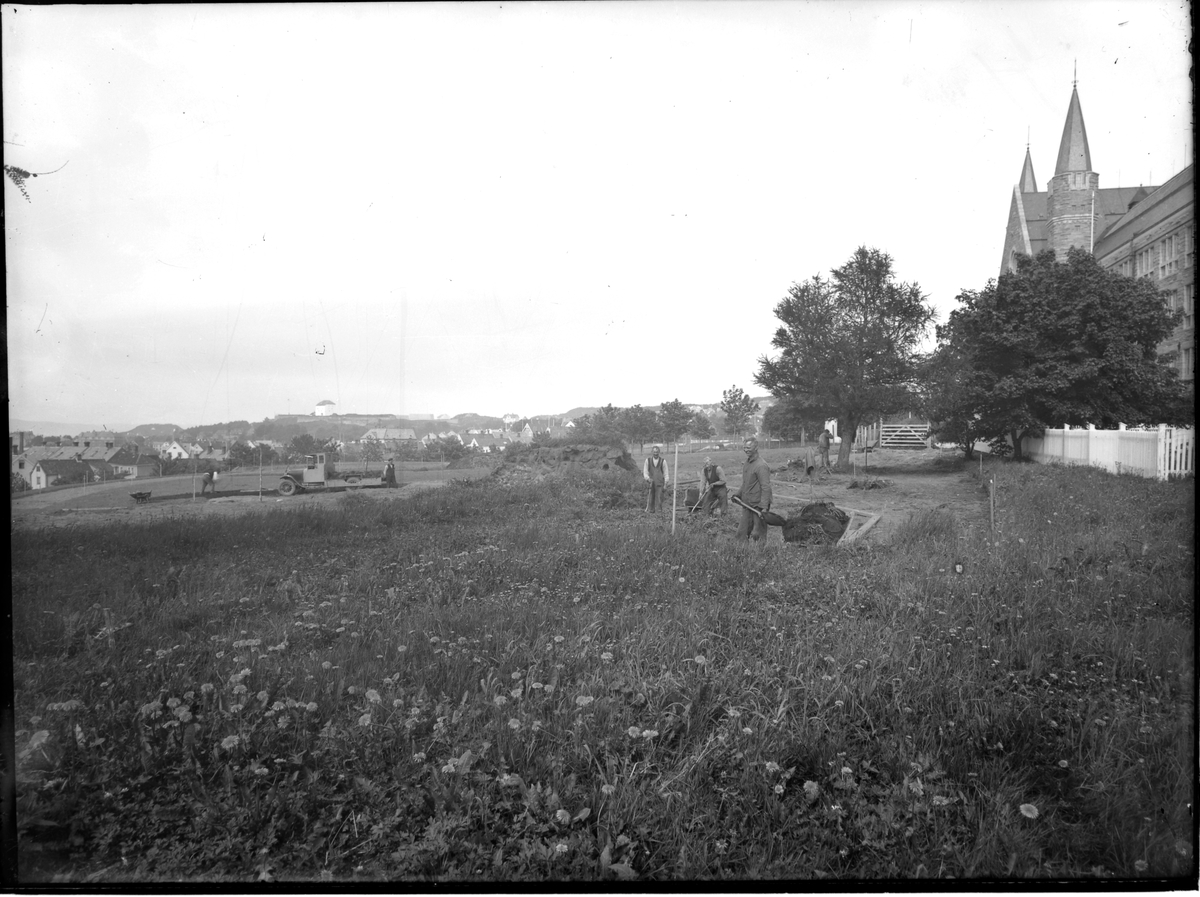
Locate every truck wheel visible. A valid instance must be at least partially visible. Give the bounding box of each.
[278,478,297,496]
[345,475,362,488]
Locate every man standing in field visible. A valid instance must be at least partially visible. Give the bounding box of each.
[736,437,772,541]
[643,445,669,513]
[817,428,834,474]
[383,458,397,488]
[698,456,728,516]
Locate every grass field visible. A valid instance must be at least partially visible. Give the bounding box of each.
[10,458,1195,883]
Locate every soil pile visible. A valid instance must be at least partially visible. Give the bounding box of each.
[497,444,637,473]
[782,502,850,544]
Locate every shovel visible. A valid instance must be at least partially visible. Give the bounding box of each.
[690,484,710,513]
[730,494,787,527]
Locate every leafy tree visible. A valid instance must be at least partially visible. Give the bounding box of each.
[925,247,1192,459]
[657,399,693,447]
[618,405,659,451]
[511,418,531,434]
[755,247,935,470]
[761,399,817,442]
[719,386,760,438]
[360,434,386,470]
[288,433,319,461]
[687,412,716,446]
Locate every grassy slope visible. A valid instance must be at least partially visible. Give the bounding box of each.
[11,462,1195,883]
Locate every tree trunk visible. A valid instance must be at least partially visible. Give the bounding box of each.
[835,417,858,470]
[1010,429,1023,461]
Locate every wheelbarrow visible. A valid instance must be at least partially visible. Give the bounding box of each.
[130,491,152,505]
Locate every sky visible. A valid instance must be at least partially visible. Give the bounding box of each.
[4,1,1192,432]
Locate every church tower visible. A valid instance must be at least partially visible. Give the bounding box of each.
[1045,83,1102,258]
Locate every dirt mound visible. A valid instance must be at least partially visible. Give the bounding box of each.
[782,502,850,545]
[498,443,637,473]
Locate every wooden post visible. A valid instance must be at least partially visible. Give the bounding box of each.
[671,441,679,534]
[989,474,995,532]
[258,445,263,502]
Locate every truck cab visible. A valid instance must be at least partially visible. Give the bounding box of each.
[299,453,337,486]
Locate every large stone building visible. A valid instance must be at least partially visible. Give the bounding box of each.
[1000,85,1195,386]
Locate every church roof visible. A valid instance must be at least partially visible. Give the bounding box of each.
[1054,86,1092,174]
[1019,147,1038,193]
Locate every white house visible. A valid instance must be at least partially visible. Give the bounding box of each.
[314,399,337,417]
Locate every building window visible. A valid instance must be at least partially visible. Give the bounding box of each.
[1136,247,1155,278]
[1188,225,1196,268]
[18,460,24,470]
[1182,346,1195,381]
[1185,284,1195,331]
[1159,235,1178,278]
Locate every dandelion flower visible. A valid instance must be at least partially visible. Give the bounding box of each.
[1134,859,1148,873]
[742,727,753,735]
[1019,803,1039,819]
[554,635,565,644]
[765,761,780,774]
[601,784,616,796]
[694,655,706,665]
[306,702,319,712]
[365,689,381,705]
[412,752,426,763]
[627,726,641,738]
[803,781,820,803]
[555,843,569,855]
[321,661,332,670]
[556,809,571,825]
[641,729,659,739]
[1058,759,1069,768]
[493,695,508,708]
[508,718,521,730]
[253,766,269,777]
[201,683,214,695]
[600,652,614,663]
[575,695,594,708]
[774,784,785,795]
[221,735,241,750]
[257,690,269,703]
[510,687,523,700]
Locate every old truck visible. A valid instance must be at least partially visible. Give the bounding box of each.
[277,453,381,496]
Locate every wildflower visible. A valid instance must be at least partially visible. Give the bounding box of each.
[493,695,508,708]
[834,700,844,708]
[253,766,269,777]
[346,686,358,695]
[508,718,521,730]
[365,689,381,705]
[412,752,426,763]
[306,702,318,712]
[393,699,404,709]
[765,761,780,774]
[531,682,544,690]
[221,735,241,750]
[232,684,247,696]
[1058,759,1069,768]
[715,839,728,854]
[627,726,641,737]
[166,697,181,709]
[229,704,244,713]
[175,708,193,724]
[1134,859,1148,873]
[774,784,785,795]
[200,683,214,695]
[556,809,571,825]
[510,687,523,700]
[575,695,594,708]
[1019,803,1039,819]
[600,652,614,663]
[841,766,852,776]
[641,729,659,739]
[931,795,950,806]
[321,661,332,670]
[742,727,753,735]
[442,763,456,774]
[554,635,565,644]
[500,774,521,787]
[803,781,820,803]
[555,843,568,855]
[601,784,616,796]
[358,712,372,727]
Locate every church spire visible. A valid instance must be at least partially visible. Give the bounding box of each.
[1019,145,1038,193]
[1054,84,1092,175]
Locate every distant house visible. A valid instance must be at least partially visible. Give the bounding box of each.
[108,447,157,479]
[156,440,191,460]
[314,399,337,417]
[462,434,503,453]
[198,447,230,464]
[361,428,418,451]
[519,424,534,444]
[30,459,90,490]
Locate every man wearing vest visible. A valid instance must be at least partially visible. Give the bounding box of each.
[643,445,669,512]
[698,456,728,516]
[736,437,773,541]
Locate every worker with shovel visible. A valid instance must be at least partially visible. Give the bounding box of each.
[735,437,773,542]
[697,456,728,516]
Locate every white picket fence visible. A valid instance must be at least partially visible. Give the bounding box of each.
[1021,424,1195,480]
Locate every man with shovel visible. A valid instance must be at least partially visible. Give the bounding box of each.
[697,456,728,516]
[734,437,773,542]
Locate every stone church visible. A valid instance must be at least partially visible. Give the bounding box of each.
[1000,85,1195,386]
